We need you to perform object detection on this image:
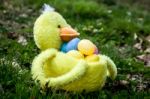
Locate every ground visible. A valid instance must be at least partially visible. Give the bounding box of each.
[0,0,150,98]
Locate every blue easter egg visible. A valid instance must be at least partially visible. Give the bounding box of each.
[66,38,80,52]
[60,43,67,53]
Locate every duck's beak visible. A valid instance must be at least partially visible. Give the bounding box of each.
[60,27,80,41]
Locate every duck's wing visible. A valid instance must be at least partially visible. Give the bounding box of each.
[100,55,117,80]
[31,48,87,89]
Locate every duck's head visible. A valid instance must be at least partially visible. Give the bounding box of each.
[33,4,79,51]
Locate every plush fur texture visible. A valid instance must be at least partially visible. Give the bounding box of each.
[32,9,117,92]
[34,11,69,50]
[32,49,88,88]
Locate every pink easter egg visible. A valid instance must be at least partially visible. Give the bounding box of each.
[94,46,99,54]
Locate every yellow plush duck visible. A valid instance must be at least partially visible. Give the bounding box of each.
[31,4,117,92]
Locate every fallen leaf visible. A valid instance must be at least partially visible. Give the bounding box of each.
[126,74,131,79]
[133,36,143,51]
[144,47,150,53]
[136,83,147,92]
[129,74,143,82]
[134,33,138,40]
[12,61,21,70]
[17,35,27,46]
[146,61,150,67]
[145,35,150,43]
[120,80,129,85]
[136,54,150,67]
[19,13,28,18]
[138,84,146,91]
[134,43,142,50]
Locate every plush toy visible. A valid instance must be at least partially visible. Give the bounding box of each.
[31,4,117,92]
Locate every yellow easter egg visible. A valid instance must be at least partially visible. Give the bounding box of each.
[85,55,100,62]
[78,39,95,55]
[67,50,84,59]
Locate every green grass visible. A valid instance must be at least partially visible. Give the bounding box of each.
[0,0,150,98]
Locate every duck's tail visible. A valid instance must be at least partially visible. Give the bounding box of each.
[101,55,117,80]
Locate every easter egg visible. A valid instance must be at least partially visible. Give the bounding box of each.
[60,43,67,53]
[66,38,80,52]
[67,50,84,59]
[78,39,95,55]
[94,46,99,55]
[85,55,99,62]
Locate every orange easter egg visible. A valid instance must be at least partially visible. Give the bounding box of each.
[78,39,95,55]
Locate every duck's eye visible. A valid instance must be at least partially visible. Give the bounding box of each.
[57,25,61,28]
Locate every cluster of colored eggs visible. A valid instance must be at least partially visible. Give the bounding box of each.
[60,37,99,59]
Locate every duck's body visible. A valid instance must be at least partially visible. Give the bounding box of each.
[45,52,107,91]
[61,56,107,92]
[32,49,115,92]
